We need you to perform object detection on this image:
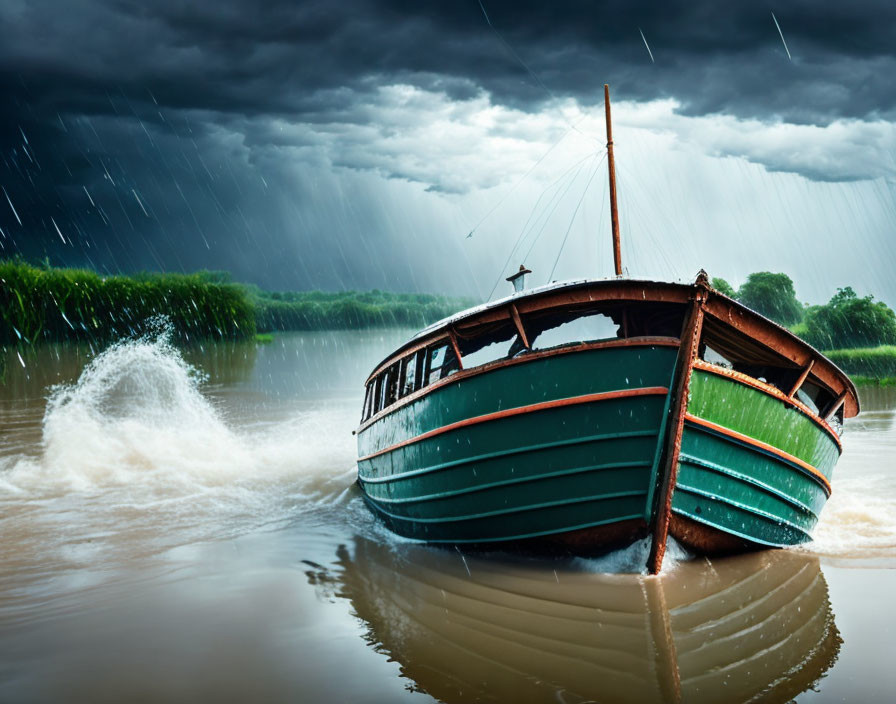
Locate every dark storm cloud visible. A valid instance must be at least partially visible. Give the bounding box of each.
[4,0,896,124]
[1,0,895,287]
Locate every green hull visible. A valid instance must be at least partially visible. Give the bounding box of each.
[358,344,676,543]
[358,346,841,551]
[671,369,839,547]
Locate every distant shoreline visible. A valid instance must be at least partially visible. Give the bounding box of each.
[826,346,896,386]
[0,259,474,346]
[3,259,895,386]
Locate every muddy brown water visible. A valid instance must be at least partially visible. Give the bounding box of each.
[1,330,894,703]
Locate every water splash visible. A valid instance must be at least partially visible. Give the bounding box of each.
[0,330,359,567]
[806,411,896,564]
[809,473,896,563]
[574,536,691,575]
[2,330,353,495]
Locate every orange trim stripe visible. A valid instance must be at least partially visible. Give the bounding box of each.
[683,413,832,495]
[366,333,680,386]
[358,386,669,462]
[692,360,842,451]
[358,337,681,431]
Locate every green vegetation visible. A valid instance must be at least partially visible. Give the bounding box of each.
[6,257,896,392]
[735,272,804,326]
[802,287,896,350]
[0,259,473,347]
[1,259,255,345]
[713,271,896,384]
[710,277,736,298]
[823,346,896,379]
[250,288,474,332]
[849,375,896,387]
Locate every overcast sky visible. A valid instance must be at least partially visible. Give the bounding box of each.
[1,1,895,304]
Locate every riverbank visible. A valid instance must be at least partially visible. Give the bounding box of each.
[825,346,896,386]
[249,287,473,333]
[0,260,471,345]
[850,375,896,387]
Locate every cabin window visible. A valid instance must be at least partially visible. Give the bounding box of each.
[456,322,523,368]
[372,374,384,414]
[362,382,374,421]
[701,344,733,369]
[377,365,399,411]
[414,349,425,389]
[530,311,620,351]
[700,317,801,396]
[795,380,824,415]
[377,370,389,412]
[623,303,686,338]
[426,343,459,385]
[383,363,400,408]
[400,353,419,397]
[800,381,836,419]
[699,316,839,419]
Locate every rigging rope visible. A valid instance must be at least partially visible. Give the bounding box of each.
[465,116,586,239]
[525,153,604,265]
[486,151,600,298]
[548,154,605,282]
[486,154,597,301]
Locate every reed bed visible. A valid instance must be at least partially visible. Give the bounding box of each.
[0,260,256,345]
[825,346,896,380]
[252,290,473,332]
[0,260,473,346]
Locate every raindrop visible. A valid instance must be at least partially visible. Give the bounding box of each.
[2,186,23,226]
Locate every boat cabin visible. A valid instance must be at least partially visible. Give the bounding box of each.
[359,278,858,436]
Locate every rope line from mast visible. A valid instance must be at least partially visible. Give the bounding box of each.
[548,153,605,282]
[522,156,593,264]
[465,115,588,240]
[486,152,599,301]
[486,151,601,300]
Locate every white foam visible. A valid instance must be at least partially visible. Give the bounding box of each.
[0,331,367,568]
[1,332,356,496]
[574,536,692,575]
[809,473,896,560]
[806,419,896,562]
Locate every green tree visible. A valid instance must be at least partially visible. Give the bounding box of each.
[711,277,736,298]
[736,272,804,326]
[803,287,896,349]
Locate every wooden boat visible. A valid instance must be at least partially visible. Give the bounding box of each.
[355,86,859,572]
[331,537,841,704]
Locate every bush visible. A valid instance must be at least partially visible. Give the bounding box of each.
[0,259,256,345]
[711,277,736,298]
[0,259,482,344]
[250,289,473,332]
[736,272,804,326]
[803,287,896,349]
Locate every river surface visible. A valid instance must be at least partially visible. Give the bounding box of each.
[1,330,894,703]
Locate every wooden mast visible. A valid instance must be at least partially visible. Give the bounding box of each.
[604,84,623,277]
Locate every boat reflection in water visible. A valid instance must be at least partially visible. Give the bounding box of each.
[328,539,840,703]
